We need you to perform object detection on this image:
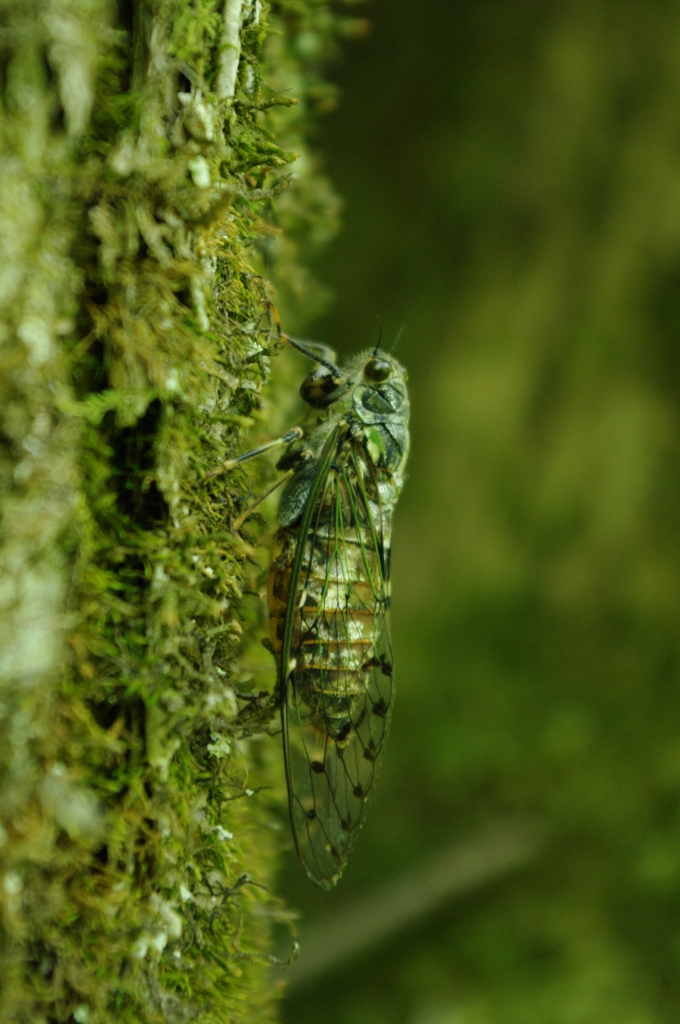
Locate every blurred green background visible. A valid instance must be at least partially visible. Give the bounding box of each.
[275,1,680,1021]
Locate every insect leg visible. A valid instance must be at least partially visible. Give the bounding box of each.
[266,300,344,379]
[231,470,294,531]
[205,427,303,479]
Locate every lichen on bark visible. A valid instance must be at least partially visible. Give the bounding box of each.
[0,1,353,1021]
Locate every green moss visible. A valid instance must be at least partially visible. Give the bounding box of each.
[0,1,354,1020]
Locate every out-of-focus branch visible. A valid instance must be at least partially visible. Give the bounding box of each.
[281,820,546,989]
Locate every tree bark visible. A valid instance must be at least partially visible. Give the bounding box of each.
[0,1,344,1020]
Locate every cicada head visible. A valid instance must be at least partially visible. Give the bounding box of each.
[304,349,408,418]
[348,351,409,429]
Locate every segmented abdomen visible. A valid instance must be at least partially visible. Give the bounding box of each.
[268,495,387,741]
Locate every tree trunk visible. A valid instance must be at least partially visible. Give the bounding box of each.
[0,1,346,1020]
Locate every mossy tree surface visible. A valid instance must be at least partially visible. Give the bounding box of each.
[0,2,351,1021]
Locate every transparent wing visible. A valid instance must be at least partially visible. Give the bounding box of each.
[280,435,394,889]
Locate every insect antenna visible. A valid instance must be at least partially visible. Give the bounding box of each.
[373,318,383,357]
[390,323,406,353]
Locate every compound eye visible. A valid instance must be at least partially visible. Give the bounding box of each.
[363,357,392,383]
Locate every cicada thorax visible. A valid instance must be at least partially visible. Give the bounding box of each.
[267,449,390,745]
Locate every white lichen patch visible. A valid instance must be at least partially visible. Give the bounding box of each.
[0,561,66,686]
[43,0,113,138]
[132,936,150,959]
[207,733,232,758]
[189,156,211,189]
[18,315,53,365]
[204,686,239,719]
[217,0,244,99]
[180,90,215,143]
[40,774,106,841]
[3,871,23,896]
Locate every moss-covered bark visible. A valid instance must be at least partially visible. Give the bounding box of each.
[0,2,352,1020]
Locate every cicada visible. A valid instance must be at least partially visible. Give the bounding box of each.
[213,309,409,888]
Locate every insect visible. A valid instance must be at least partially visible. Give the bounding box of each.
[212,307,409,888]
